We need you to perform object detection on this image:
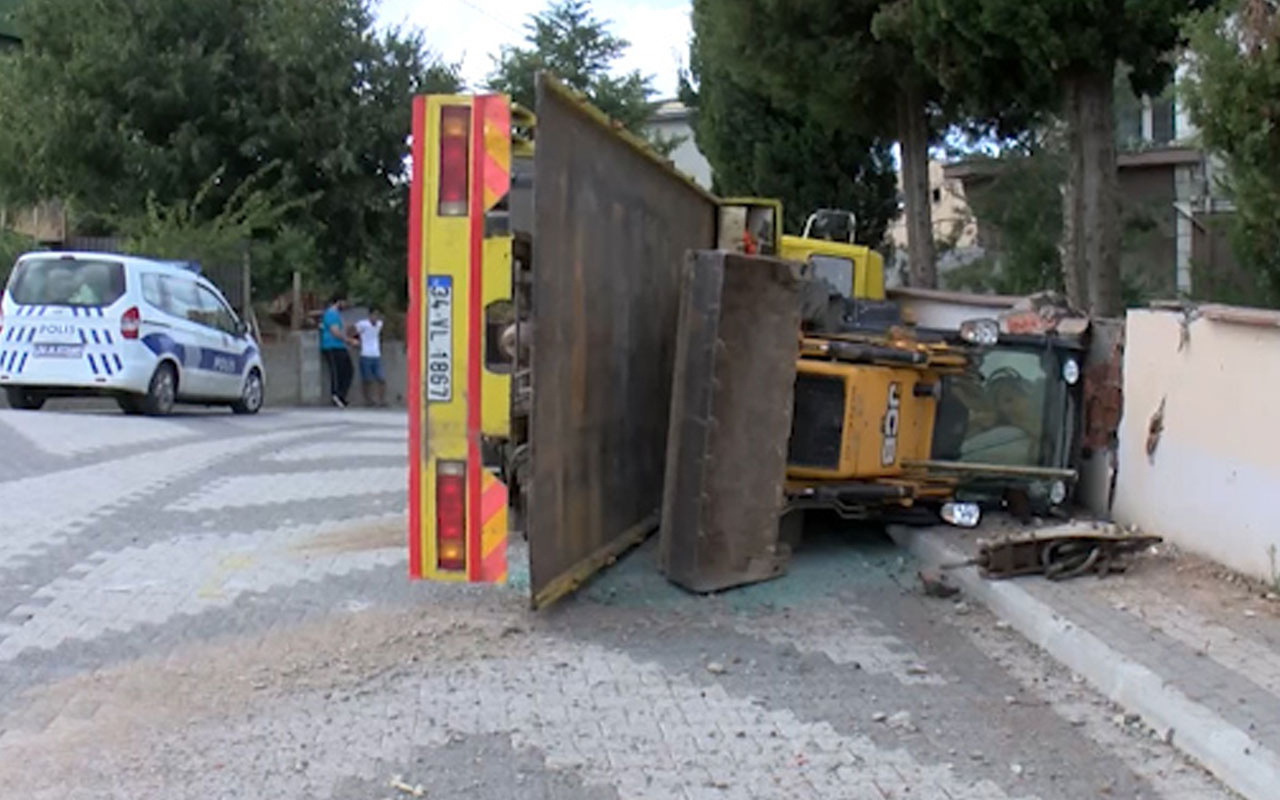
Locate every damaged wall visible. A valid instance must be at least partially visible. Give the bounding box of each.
[1113,307,1280,582]
[1077,318,1125,517]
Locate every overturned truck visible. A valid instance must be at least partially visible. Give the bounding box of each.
[406,77,1087,607]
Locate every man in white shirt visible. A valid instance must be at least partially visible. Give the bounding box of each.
[355,307,386,407]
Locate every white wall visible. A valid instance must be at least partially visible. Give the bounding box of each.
[888,287,1017,331]
[645,104,713,189]
[1113,307,1280,582]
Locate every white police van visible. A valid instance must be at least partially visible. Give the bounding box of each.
[0,252,265,415]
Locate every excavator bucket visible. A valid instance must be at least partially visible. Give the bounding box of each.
[527,75,719,608]
[659,251,804,593]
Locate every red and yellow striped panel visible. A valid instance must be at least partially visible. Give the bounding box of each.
[478,470,507,582]
[479,97,511,211]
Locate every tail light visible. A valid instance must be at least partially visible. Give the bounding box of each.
[437,105,470,217]
[121,306,140,339]
[436,461,467,571]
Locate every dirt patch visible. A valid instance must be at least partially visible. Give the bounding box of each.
[292,516,406,554]
[1103,542,1280,622]
[0,590,535,775]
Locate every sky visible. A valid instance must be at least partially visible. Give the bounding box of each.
[377,0,693,98]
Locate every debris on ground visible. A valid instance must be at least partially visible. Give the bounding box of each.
[705,661,728,675]
[917,568,961,598]
[388,775,425,796]
[887,711,916,732]
[969,524,1162,581]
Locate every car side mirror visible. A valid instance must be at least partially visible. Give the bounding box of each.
[234,320,248,337]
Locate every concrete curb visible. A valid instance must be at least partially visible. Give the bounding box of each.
[889,525,1280,800]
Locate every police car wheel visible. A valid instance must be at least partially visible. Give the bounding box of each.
[4,387,46,411]
[142,364,177,416]
[231,369,263,415]
[116,395,145,415]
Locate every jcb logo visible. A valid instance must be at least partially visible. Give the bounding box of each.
[881,382,901,466]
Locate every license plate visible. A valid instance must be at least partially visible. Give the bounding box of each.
[426,275,452,402]
[33,343,83,358]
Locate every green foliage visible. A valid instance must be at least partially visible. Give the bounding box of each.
[1182,0,1280,307]
[944,140,1181,305]
[914,0,1210,314]
[0,226,37,285]
[688,1,900,248]
[115,165,317,296]
[487,0,655,134]
[688,64,897,244]
[944,147,1065,295]
[692,0,909,139]
[913,0,1204,110]
[0,0,459,306]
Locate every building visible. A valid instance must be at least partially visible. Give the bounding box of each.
[644,99,713,190]
[943,74,1240,302]
[884,160,983,287]
[888,160,979,253]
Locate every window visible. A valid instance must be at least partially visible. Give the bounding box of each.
[1151,96,1175,145]
[808,255,854,299]
[933,349,1055,467]
[141,273,169,311]
[160,275,205,325]
[196,284,240,335]
[7,257,125,307]
[932,188,942,204]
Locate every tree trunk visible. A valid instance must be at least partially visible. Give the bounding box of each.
[1060,68,1121,316]
[896,85,936,288]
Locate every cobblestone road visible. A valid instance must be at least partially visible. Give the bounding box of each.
[0,405,1234,799]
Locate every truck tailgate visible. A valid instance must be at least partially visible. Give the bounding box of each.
[528,74,718,607]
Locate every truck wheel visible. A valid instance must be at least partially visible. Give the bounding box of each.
[5,387,46,410]
[231,369,264,415]
[141,364,177,416]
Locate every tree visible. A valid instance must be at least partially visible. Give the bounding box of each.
[0,226,36,286]
[686,37,899,246]
[943,142,1065,296]
[913,0,1212,316]
[1182,0,1280,307]
[693,0,965,287]
[0,0,459,303]
[488,0,655,135]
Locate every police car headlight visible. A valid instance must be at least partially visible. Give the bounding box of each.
[1062,357,1080,385]
[941,501,982,528]
[1049,480,1068,506]
[959,318,999,346]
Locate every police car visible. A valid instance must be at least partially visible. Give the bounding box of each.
[0,252,265,415]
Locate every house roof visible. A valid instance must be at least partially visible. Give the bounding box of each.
[943,145,1206,184]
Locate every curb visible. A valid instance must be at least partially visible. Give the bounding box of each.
[889,524,1280,800]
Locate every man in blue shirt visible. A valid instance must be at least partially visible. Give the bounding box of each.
[320,292,359,407]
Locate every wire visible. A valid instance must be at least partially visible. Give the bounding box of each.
[443,0,525,37]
